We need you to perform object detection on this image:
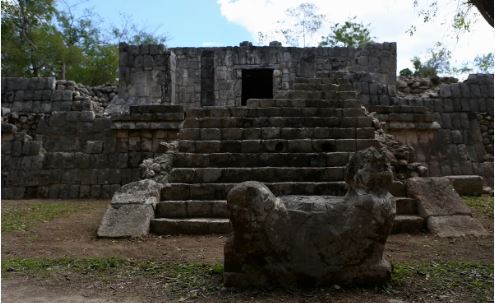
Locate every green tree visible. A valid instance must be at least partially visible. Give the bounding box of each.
[1,0,58,76]
[319,17,373,48]
[1,1,167,85]
[408,42,452,77]
[473,53,494,73]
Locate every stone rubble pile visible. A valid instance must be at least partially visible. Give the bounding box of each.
[56,80,117,115]
[397,76,458,97]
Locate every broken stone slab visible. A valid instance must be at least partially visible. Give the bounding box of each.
[98,179,163,238]
[111,179,162,206]
[406,177,487,238]
[97,204,155,238]
[224,147,396,288]
[446,175,484,196]
[406,177,472,218]
[427,215,488,238]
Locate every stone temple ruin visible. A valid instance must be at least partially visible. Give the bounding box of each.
[2,42,492,244]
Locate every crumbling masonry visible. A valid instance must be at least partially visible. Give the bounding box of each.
[1,42,492,237]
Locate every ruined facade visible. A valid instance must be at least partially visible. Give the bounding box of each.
[2,42,493,222]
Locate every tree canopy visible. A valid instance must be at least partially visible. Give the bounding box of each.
[1,0,166,85]
[319,17,373,48]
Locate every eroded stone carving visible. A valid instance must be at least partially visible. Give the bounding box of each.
[224,147,396,288]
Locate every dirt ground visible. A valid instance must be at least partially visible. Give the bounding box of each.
[2,199,493,303]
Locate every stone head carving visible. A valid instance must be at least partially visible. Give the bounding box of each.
[345,147,393,194]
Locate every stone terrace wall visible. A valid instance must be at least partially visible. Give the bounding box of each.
[118,42,396,108]
[1,77,183,199]
[118,43,176,104]
[361,74,494,184]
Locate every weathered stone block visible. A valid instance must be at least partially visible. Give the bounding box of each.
[97,204,154,238]
[446,175,483,196]
[406,177,472,218]
[85,140,103,154]
[427,215,487,237]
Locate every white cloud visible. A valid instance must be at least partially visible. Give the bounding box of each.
[217,0,494,75]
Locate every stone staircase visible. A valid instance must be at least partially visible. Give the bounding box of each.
[393,197,425,233]
[151,72,425,235]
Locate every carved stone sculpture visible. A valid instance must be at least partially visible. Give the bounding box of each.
[224,147,396,287]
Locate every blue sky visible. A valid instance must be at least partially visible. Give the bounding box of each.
[59,0,252,47]
[60,0,493,75]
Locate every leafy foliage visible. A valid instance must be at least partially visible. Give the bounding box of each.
[473,53,494,73]
[319,17,373,48]
[1,0,166,85]
[408,0,493,38]
[407,42,452,77]
[399,68,414,77]
[1,0,58,76]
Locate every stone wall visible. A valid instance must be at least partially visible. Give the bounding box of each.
[1,77,183,199]
[118,44,176,104]
[362,74,494,184]
[119,42,396,108]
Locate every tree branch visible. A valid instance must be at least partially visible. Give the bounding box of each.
[469,0,494,27]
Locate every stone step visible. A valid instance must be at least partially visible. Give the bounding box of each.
[179,127,375,141]
[152,204,422,235]
[178,139,379,153]
[389,181,406,197]
[155,200,228,218]
[150,218,231,235]
[293,83,354,91]
[185,107,365,118]
[395,197,417,215]
[246,99,361,109]
[391,215,425,234]
[161,182,348,200]
[183,116,373,129]
[169,167,346,183]
[173,152,352,168]
[274,90,358,100]
[130,105,184,114]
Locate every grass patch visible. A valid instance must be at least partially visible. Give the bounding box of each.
[392,261,493,302]
[2,257,126,274]
[2,201,95,232]
[463,195,494,217]
[2,257,224,295]
[3,257,493,301]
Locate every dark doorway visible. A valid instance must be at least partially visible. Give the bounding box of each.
[241,69,273,106]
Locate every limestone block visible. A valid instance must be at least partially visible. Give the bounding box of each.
[97,179,163,237]
[14,90,24,101]
[85,140,103,154]
[427,215,488,237]
[406,177,472,218]
[97,204,154,238]
[446,175,483,196]
[111,179,162,206]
